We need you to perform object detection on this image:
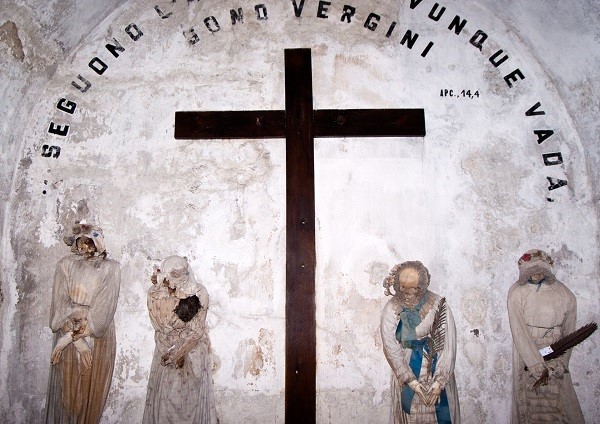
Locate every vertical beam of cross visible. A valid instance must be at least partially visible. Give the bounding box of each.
[174,48,425,424]
[284,49,317,422]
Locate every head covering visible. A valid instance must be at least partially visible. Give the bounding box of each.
[516,249,556,285]
[156,255,200,299]
[63,222,106,255]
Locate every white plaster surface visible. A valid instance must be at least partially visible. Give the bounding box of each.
[0,0,599,423]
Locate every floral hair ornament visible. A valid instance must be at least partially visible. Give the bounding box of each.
[520,253,532,262]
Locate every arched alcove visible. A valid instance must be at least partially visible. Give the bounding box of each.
[1,0,599,422]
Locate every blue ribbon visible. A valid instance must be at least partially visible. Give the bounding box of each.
[396,294,428,348]
[400,339,429,413]
[436,389,452,424]
[395,295,452,423]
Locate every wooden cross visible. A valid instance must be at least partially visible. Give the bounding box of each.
[175,48,425,424]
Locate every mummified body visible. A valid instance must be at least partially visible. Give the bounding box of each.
[381,261,460,424]
[143,255,217,424]
[45,223,121,424]
[507,249,585,424]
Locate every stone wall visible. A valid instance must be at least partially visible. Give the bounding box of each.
[1,0,599,422]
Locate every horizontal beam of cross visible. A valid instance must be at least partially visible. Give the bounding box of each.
[175,109,425,139]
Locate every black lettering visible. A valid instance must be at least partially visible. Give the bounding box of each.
[154,6,173,19]
[317,1,331,18]
[292,0,306,17]
[534,129,554,144]
[386,22,396,38]
[231,8,244,24]
[341,5,356,23]
[448,16,467,35]
[410,0,423,9]
[428,3,446,21]
[89,57,108,75]
[255,4,268,20]
[470,30,487,50]
[125,23,143,40]
[547,177,568,191]
[41,145,61,158]
[421,41,434,57]
[57,98,76,114]
[543,152,563,166]
[71,74,91,93]
[400,30,418,49]
[204,16,221,32]
[504,69,525,88]
[364,13,380,31]
[489,49,508,67]
[48,123,69,137]
[183,28,200,45]
[526,102,545,116]
[105,38,125,58]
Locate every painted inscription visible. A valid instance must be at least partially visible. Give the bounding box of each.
[440,90,481,98]
[46,24,144,142]
[41,0,570,199]
[525,102,568,200]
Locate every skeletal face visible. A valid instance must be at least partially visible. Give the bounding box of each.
[530,272,544,283]
[70,308,88,333]
[76,236,96,259]
[72,316,87,333]
[398,268,420,301]
[162,267,189,296]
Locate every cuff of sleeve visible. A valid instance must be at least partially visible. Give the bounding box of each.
[397,369,415,385]
[86,319,101,338]
[434,369,449,388]
[529,361,548,379]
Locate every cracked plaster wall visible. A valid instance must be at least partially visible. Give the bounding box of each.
[0,0,599,423]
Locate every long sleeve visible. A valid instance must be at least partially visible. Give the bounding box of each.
[507,284,544,369]
[50,258,76,332]
[147,290,177,335]
[171,287,210,359]
[87,261,121,338]
[170,319,203,360]
[381,298,415,385]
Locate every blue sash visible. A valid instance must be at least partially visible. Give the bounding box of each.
[395,297,452,423]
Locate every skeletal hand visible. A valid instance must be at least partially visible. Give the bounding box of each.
[161,351,172,366]
[426,381,442,406]
[408,380,429,405]
[51,332,74,365]
[161,351,185,368]
[73,338,92,370]
[529,362,548,380]
[532,368,549,390]
[548,359,566,379]
[51,345,63,365]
